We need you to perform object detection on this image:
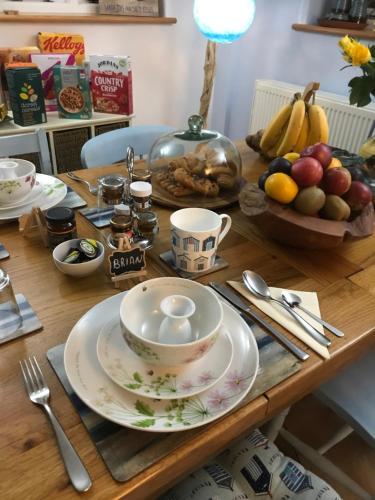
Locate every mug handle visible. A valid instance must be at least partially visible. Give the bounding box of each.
[218,214,232,244]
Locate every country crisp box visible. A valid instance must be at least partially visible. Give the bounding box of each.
[89,55,133,116]
[38,33,85,66]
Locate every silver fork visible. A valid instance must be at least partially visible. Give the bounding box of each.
[66,171,98,195]
[20,356,92,493]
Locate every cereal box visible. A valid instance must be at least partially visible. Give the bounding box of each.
[38,33,85,66]
[5,64,46,127]
[53,66,92,120]
[89,55,133,115]
[30,53,75,112]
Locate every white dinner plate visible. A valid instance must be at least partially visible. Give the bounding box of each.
[0,182,43,210]
[64,292,259,432]
[97,318,233,400]
[0,174,67,221]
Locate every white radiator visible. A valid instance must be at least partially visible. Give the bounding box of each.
[249,80,375,154]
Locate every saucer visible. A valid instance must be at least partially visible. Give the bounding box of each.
[97,318,233,399]
[0,174,67,221]
[64,292,259,432]
[0,182,42,210]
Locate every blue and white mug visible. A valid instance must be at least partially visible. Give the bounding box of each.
[170,208,231,273]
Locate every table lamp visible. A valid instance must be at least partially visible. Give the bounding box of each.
[194,0,256,124]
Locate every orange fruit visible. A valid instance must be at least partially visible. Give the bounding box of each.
[283,152,300,164]
[327,157,342,169]
[265,172,298,204]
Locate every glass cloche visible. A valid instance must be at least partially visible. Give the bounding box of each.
[149,115,242,207]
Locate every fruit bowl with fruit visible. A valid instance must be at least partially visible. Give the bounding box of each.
[240,143,374,249]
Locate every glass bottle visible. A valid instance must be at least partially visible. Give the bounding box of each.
[45,206,77,249]
[349,0,368,23]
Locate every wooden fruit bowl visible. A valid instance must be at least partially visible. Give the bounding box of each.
[239,183,374,250]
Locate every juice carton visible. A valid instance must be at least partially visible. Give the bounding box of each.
[53,65,92,120]
[89,55,133,115]
[5,64,46,127]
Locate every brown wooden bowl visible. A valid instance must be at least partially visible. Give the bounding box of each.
[239,183,374,250]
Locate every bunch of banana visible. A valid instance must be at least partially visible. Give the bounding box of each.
[0,102,7,123]
[258,83,329,159]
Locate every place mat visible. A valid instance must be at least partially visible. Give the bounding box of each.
[47,325,300,482]
[0,242,9,260]
[228,281,329,360]
[57,186,87,209]
[0,293,43,344]
[79,206,115,228]
[160,250,228,279]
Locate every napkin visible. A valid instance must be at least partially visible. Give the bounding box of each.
[227,281,330,359]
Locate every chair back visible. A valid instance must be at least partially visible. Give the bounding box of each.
[0,129,52,175]
[80,125,175,168]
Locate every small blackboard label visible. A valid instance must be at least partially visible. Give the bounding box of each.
[109,247,146,276]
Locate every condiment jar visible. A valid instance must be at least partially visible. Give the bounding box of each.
[135,210,158,248]
[130,181,152,213]
[97,175,125,207]
[109,204,134,248]
[45,207,77,249]
[132,168,152,183]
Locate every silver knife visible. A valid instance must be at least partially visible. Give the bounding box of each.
[209,282,309,361]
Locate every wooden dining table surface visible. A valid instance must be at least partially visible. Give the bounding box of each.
[1,141,374,500]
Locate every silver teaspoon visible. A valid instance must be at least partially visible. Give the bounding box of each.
[282,291,344,338]
[242,270,331,347]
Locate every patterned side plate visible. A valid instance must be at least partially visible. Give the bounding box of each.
[97,318,233,400]
[0,174,67,221]
[64,292,259,432]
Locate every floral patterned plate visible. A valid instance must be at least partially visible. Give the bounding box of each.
[0,182,42,210]
[97,318,233,400]
[64,292,259,432]
[0,174,67,221]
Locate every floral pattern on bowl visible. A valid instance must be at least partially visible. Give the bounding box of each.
[97,320,233,399]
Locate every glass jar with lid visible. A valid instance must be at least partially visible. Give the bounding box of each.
[149,115,242,206]
[97,175,126,208]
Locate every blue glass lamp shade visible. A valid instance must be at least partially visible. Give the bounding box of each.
[193,0,256,44]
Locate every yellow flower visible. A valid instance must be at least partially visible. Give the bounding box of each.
[350,42,371,66]
[339,35,354,57]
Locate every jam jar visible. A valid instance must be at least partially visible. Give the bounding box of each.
[97,175,126,207]
[135,211,158,248]
[109,204,134,248]
[130,181,152,213]
[45,207,77,249]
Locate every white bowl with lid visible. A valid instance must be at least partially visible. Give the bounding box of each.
[119,277,223,366]
[0,159,36,205]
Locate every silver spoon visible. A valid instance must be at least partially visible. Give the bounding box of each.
[242,270,331,348]
[282,291,344,338]
[66,172,98,195]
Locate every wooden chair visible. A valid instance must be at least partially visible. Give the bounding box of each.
[264,350,375,500]
[0,129,52,175]
[80,125,176,168]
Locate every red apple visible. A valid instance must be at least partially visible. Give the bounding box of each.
[290,157,323,187]
[321,167,351,196]
[301,143,332,169]
[343,181,372,211]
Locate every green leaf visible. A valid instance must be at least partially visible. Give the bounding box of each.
[133,419,156,428]
[135,400,155,416]
[348,76,373,107]
[370,45,375,59]
[125,383,142,390]
[132,372,143,384]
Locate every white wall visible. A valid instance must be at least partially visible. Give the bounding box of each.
[0,0,205,129]
[211,0,373,139]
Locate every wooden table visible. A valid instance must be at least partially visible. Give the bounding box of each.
[1,142,374,500]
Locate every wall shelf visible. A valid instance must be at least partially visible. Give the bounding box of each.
[292,23,375,40]
[0,14,177,24]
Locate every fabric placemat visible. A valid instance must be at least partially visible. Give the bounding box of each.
[0,293,43,344]
[0,242,9,260]
[47,325,300,482]
[228,281,329,359]
[79,206,115,228]
[57,186,87,209]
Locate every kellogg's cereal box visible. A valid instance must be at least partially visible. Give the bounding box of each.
[53,66,92,120]
[38,33,85,66]
[89,55,133,115]
[5,64,46,127]
[30,53,75,111]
